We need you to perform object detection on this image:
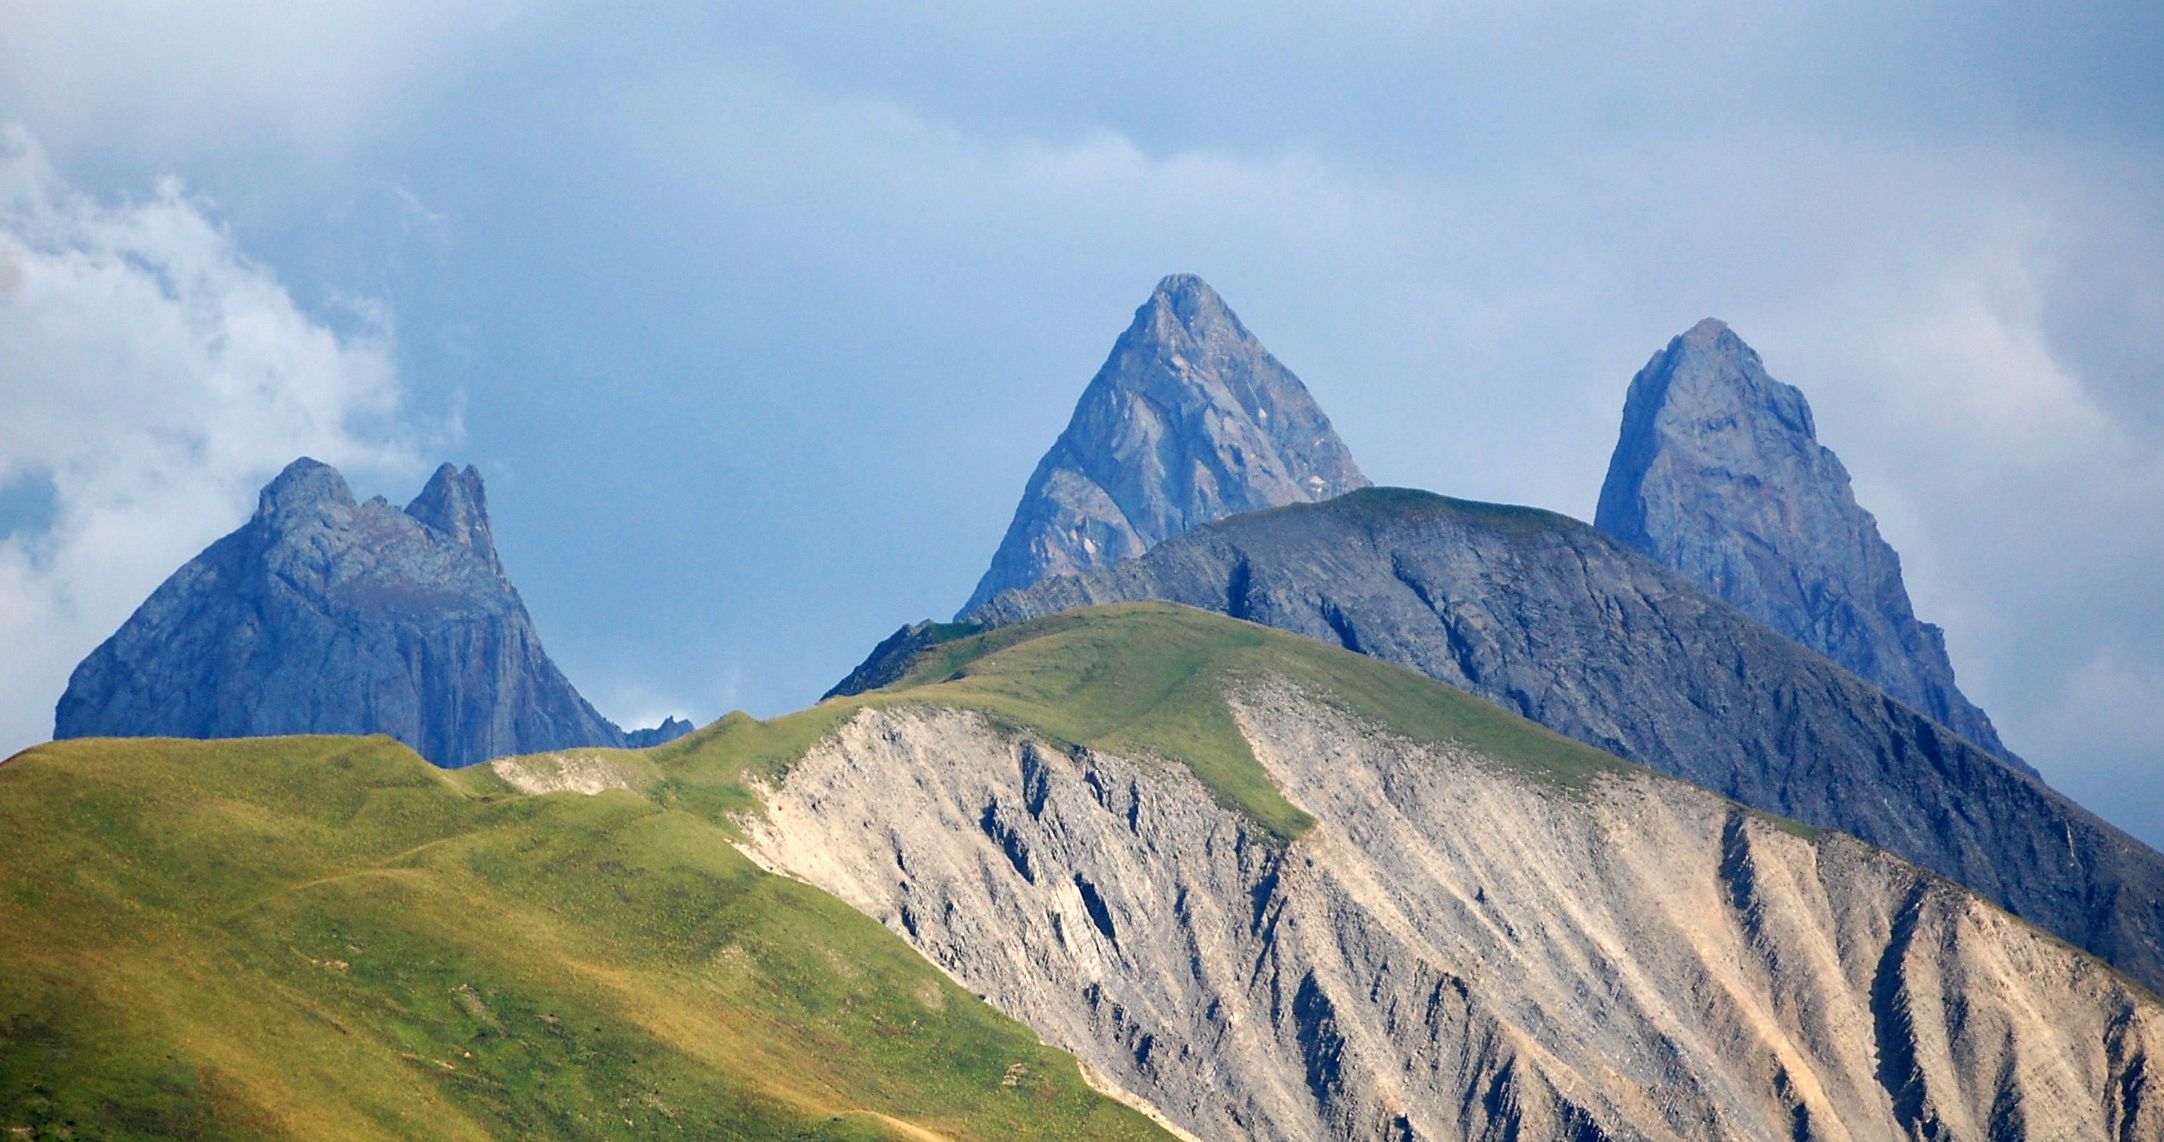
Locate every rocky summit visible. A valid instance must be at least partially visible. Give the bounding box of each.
[959,489,2164,995]
[958,274,1368,615]
[1596,319,2022,767]
[53,458,688,768]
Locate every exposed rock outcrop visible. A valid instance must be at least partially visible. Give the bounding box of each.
[1596,319,2021,768]
[959,275,1367,615]
[961,489,2164,994]
[745,693,2164,1140]
[623,716,696,749]
[54,458,690,767]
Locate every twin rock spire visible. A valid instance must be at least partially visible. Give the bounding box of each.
[56,457,689,767]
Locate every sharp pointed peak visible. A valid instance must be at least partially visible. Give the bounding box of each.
[413,462,486,504]
[1149,273,1228,317]
[1666,316,1764,362]
[1152,273,1221,303]
[1131,272,1251,349]
[1684,316,1731,339]
[254,457,355,522]
[406,461,501,570]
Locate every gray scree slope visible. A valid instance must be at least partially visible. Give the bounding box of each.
[744,695,2163,1141]
[1596,319,2019,767]
[963,489,2164,993]
[959,274,1367,615]
[54,457,688,767]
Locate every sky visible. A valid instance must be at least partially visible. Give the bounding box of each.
[1,3,2160,845]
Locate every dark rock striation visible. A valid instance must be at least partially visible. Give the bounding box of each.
[54,458,690,767]
[959,488,2164,993]
[1596,319,2022,769]
[958,274,1367,616]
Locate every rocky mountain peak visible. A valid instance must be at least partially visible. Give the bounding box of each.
[1682,314,1737,344]
[57,456,690,766]
[1143,272,1237,337]
[958,274,1367,615]
[405,462,502,577]
[253,456,357,526]
[1595,320,2021,766]
[1629,317,1813,441]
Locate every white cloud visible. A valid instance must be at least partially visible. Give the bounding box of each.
[0,126,426,757]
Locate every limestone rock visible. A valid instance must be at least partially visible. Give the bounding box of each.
[1596,319,2022,768]
[959,275,1367,615]
[54,458,690,767]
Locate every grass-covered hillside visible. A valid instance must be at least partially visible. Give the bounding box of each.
[0,735,1166,1140]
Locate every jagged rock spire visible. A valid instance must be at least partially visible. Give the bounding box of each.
[1594,319,2022,766]
[959,274,1367,615]
[405,463,503,578]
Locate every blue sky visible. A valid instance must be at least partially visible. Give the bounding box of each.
[2,3,2161,844]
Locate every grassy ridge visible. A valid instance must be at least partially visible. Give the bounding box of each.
[0,736,1165,1140]
[668,602,1637,843]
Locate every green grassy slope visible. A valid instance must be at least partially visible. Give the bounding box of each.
[0,736,1165,1140]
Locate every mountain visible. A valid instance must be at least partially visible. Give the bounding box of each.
[955,490,2164,995]
[0,733,1163,1139]
[53,458,689,768]
[958,274,1368,616]
[1596,319,2021,767]
[758,606,2164,1139]
[15,606,2156,1138]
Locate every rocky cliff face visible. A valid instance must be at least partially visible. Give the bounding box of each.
[744,693,2163,1140]
[959,275,1368,615]
[1596,319,2019,767]
[54,458,688,767]
[961,489,2164,994]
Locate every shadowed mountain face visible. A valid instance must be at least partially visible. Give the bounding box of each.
[53,458,687,767]
[958,490,2164,994]
[958,274,1367,616]
[1597,319,2022,769]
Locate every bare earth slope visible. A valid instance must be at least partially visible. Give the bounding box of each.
[959,275,1367,615]
[750,608,2163,1140]
[960,493,2164,996]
